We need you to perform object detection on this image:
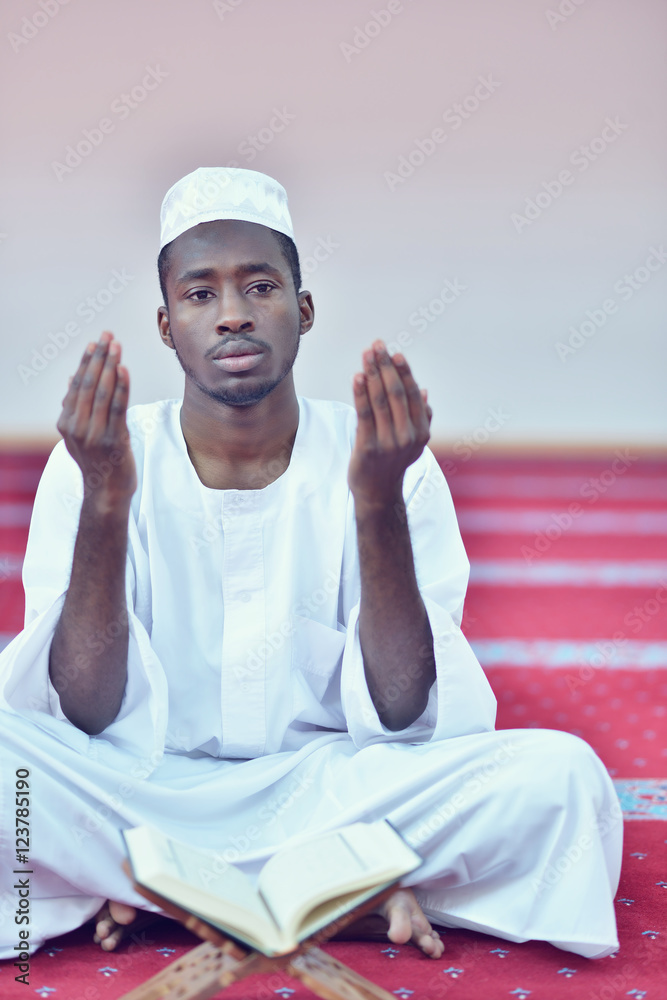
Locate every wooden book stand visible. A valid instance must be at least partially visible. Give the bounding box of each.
[118,861,399,1000]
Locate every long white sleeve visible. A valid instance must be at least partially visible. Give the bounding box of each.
[340,447,497,748]
[0,440,168,767]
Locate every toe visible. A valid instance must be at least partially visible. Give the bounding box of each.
[386,903,413,946]
[100,928,123,952]
[378,889,445,958]
[418,930,444,959]
[94,919,113,942]
[93,900,137,950]
[93,905,113,943]
[108,902,136,926]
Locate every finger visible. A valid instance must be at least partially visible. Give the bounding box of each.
[362,347,395,448]
[419,389,433,424]
[352,372,376,448]
[72,333,113,432]
[107,364,131,437]
[372,341,413,444]
[89,340,121,433]
[391,353,430,437]
[60,342,96,417]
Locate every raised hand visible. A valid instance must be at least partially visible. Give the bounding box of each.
[57,331,137,508]
[50,331,135,733]
[348,340,433,510]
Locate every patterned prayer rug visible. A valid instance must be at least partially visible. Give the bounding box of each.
[0,449,665,1000]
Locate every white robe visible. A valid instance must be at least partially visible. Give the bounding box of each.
[0,396,622,959]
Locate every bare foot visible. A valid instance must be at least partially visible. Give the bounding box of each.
[377,888,444,959]
[93,901,157,951]
[338,889,444,958]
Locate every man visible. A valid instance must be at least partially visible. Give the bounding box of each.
[0,167,622,962]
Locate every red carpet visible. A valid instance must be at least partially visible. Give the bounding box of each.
[1,449,665,999]
[1,821,665,1000]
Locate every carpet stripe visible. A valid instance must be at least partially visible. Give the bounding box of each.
[471,639,667,668]
[0,554,23,580]
[449,474,667,500]
[0,503,34,527]
[469,560,667,586]
[0,469,45,492]
[13,556,662,588]
[457,508,667,534]
[4,507,667,534]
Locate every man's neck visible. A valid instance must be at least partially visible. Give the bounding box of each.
[179,378,300,491]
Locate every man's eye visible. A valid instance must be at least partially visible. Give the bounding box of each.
[188,290,213,301]
[251,283,274,295]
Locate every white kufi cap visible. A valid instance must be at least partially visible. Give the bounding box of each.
[159,167,294,252]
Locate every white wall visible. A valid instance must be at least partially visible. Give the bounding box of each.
[1,0,665,447]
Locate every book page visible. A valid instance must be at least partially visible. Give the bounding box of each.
[291,879,398,942]
[124,826,281,951]
[258,820,422,941]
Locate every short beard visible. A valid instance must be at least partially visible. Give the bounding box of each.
[173,335,301,408]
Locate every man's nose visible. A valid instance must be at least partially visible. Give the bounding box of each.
[215,287,254,333]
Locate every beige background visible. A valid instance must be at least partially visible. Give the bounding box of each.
[1,0,665,447]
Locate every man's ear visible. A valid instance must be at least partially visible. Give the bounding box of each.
[158,305,174,349]
[298,290,315,336]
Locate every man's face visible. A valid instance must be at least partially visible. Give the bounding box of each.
[158,219,313,407]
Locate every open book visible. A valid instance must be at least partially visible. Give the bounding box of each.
[123,820,422,957]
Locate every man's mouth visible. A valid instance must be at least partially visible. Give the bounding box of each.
[211,342,264,372]
[212,353,264,372]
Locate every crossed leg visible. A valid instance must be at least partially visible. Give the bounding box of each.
[93,889,444,958]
